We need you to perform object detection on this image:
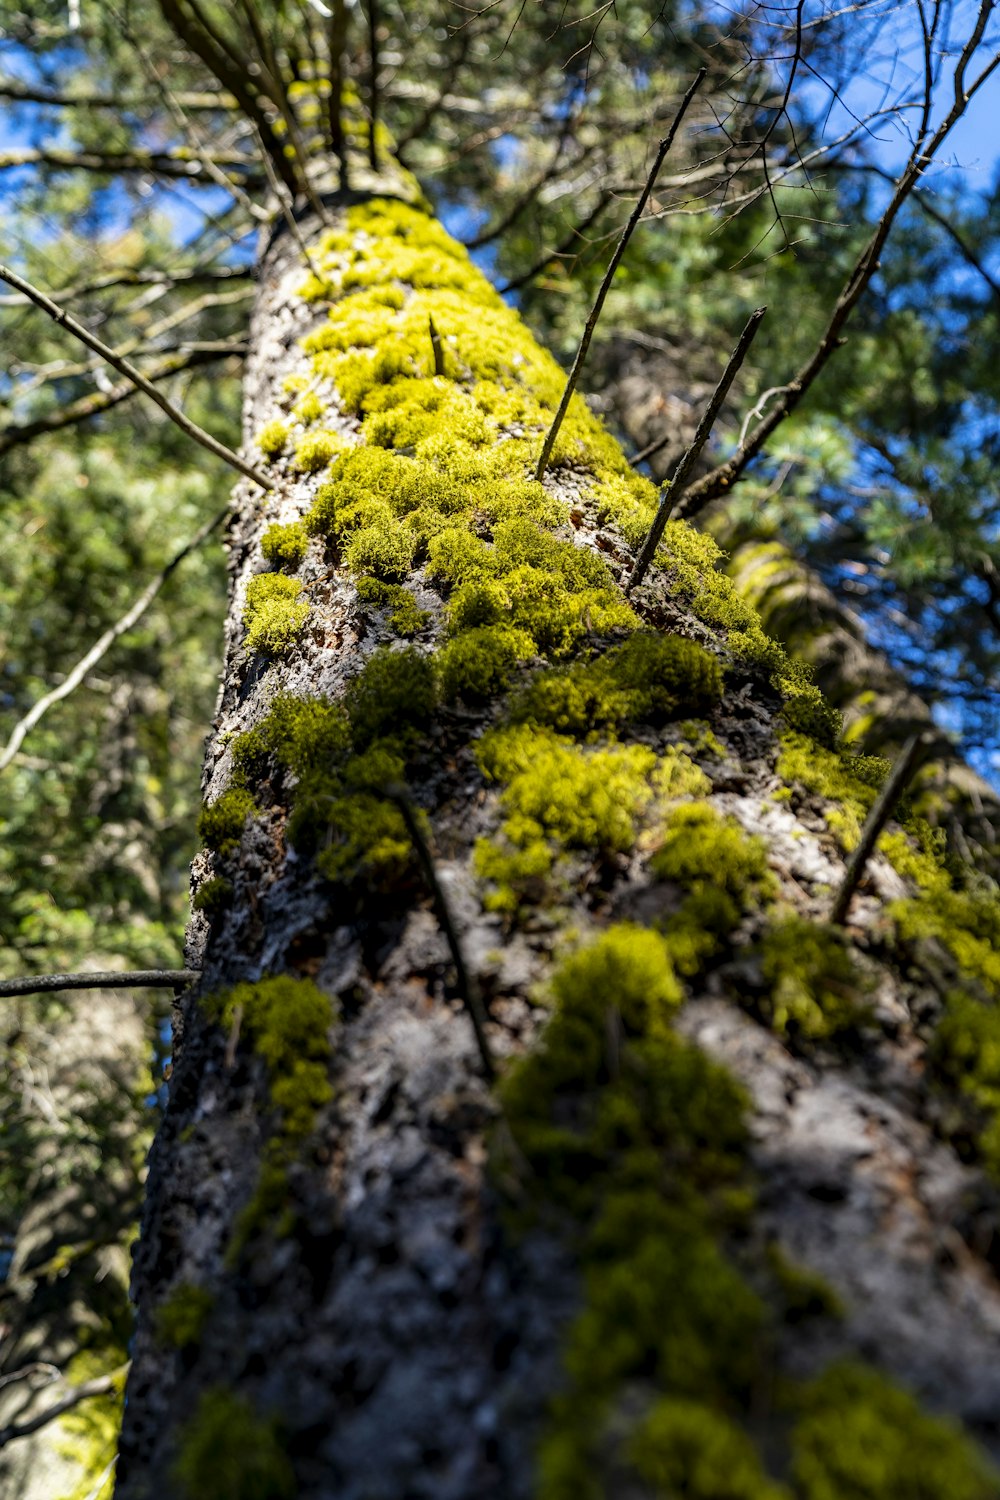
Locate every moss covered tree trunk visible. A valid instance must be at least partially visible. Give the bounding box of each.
[117,174,1000,1500]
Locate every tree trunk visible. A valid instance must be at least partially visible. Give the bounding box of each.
[117,179,1000,1500]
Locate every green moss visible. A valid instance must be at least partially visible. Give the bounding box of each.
[197,787,256,855]
[254,418,291,459]
[342,517,417,580]
[509,633,721,737]
[791,1363,1000,1500]
[355,576,431,635]
[929,992,1000,1174]
[192,875,232,916]
[290,389,324,425]
[260,521,309,570]
[503,928,759,1498]
[173,1387,295,1500]
[883,837,1000,998]
[155,1282,214,1350]
[778,733,885,850]
[343,645,437,747]
[205,975,335,1145]
[437,624,534,701]
[293,428,348,473]
[475,726,657,909]
[629,1398,789,1500]
[758,914,870,1040]
[653,805,776,976]
[203,976,336,1252]
[243,574,309,655]
[653,805,772,902]
[780,691,843,749]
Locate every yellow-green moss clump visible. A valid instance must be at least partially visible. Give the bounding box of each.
[255,417,291,459]
[203,976,336,1251]
[778,734,890,850]
[243,574,309,655]
[197,787,257,855]
[652,805,776,976]
[501,927,763,1498]
[758,914,870,1041]
[791,1363,999,1500]
[278,196,828,739]
[173,1386,295,1500]
[260,521,309,570]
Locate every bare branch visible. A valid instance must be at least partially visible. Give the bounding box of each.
[534,69,707,480]
[830,734,930,925]
[384,786,495,1082]
[0,1366,129,1449]
[674,18,1000,522]
[0,263,271,487]
[0,344,246,457]
[0,74,234,111]
[0,263,252,309]
[0,506,230,774]
[0,973,198,999]
[627,307,767,592]
[0,144,259,185]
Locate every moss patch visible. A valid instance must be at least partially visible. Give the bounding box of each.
[173,1387,295,1500]
[243,574,309,655]
[791,1363,1000,1500]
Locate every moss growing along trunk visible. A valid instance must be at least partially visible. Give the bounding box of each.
[117,182,1000,1500]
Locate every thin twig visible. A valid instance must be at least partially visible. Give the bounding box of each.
[0,972,199,999]
[0,1366,129,1450]
[627,307,766,592]
[0,1363,61,1393]
[533,69,706,481]
[0,507,230,773]
[673,11,1000,522]
[428,316,445,376]
[0,263,272,488]
[829,734,929,925]
[0,344,246,457]
[368,0,380,172]
[385,785,495,1081]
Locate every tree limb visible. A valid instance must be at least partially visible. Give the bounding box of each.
[0,973,199,999]
[0,343,246,457]
[0,506,231,774]
[674,9,1000,522]
[535,69,706,479]
[0,145,260,184]
[0,262,271,486]
[0,1366,129,1450]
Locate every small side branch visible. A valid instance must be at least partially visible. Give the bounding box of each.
[0,343,246,457]
[626,307,766,592]
[0,971,199,999]
[386,786,496,1082]
[0,1366,129,1450]
[0,507,230,773]
[0,263,272,488]
[534,69,706,480]
[829,734,929,926]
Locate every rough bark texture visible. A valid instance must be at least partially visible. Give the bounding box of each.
[116,185,1000,1500]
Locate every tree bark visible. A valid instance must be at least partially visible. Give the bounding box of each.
[116,180,1000,1500]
